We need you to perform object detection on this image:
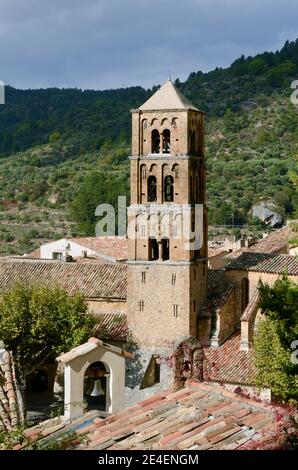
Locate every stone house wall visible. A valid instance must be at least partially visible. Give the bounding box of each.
[86,298,127,315]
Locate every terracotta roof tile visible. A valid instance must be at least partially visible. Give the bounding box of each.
[0,350,20,434]
[203,331,257,385]
[201,269,235,318]
[208,247,230,259]
[245,227,291,254]
[25,248,41,258]
[93,313,128,341]
[0,259,127,299]
[18,381,293,451]
[70,236,128,262]
[226,252,298,275]
[225,227,292,261]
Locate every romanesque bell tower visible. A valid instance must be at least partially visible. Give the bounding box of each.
[127,80,208,349]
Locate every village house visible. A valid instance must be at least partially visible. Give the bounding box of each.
[26,236,128,263]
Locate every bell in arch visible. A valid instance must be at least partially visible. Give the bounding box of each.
[90,378,104,397]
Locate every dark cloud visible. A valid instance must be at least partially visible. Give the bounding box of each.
[0,0,297,89]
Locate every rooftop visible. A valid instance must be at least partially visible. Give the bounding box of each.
[0,259,127,299]
[226,252,298,276]
[0,349,20,432]
[203,331,256,385]
[200,269,235,318]
[70,236,128,262]
[245,227,292,254]
[27,236,128,262]
[208,246,230,259]
[0,260,235,307]
[57,337,131,364]
[139,80,199,112]
[92,313,128,342]
[226,227,293,261]
[16,381,294,450]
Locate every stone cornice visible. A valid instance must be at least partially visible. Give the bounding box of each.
[129,154,204,161]
[127,259,207,266]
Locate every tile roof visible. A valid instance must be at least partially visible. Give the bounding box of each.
[0,349,20,432]
[70,236,128,262]
[208,247,230,259]
[226,252,298,275]
[245,227,291,253]
[0,259,127,299]
[0,260,236,317]
[26,237,128,262]
[93,313,128,342]
[226,227,292,261]
[25,248,40,258]
[200,270,235,318]
[16,381,293,450]
[203,331,256,385]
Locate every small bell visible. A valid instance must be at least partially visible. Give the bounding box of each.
[90,378,104,397]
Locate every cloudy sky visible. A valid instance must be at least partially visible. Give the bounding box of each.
[0,0,297,90]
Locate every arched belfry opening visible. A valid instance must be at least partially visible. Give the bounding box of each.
[151,129,160,153]
[162,129,170,153]
[84,361,109,412]
[164,175,174,202]
[161,237,170,261]
[147,175,157,202]
[148,237,159,261]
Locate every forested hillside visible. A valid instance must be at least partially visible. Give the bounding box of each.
[0,39,297,255]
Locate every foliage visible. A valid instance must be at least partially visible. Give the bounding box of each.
[70,143,129,235]
[0,425,85,450]
[254,276,298,402]
[0,426,29,450]
[30,430,85,450]
[0,283,95,376]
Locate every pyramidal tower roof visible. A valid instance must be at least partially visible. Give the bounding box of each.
[139,80,199,112]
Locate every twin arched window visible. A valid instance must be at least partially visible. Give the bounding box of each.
[147,175,174,202]
[148,237,170,261]
[151,129,171,154]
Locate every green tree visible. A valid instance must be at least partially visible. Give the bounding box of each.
[254,276,298,402]
[0,283,95,418]
[70,170,129,236]
[49,132,61,142]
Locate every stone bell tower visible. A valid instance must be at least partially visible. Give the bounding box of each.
[127,80,208,349]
